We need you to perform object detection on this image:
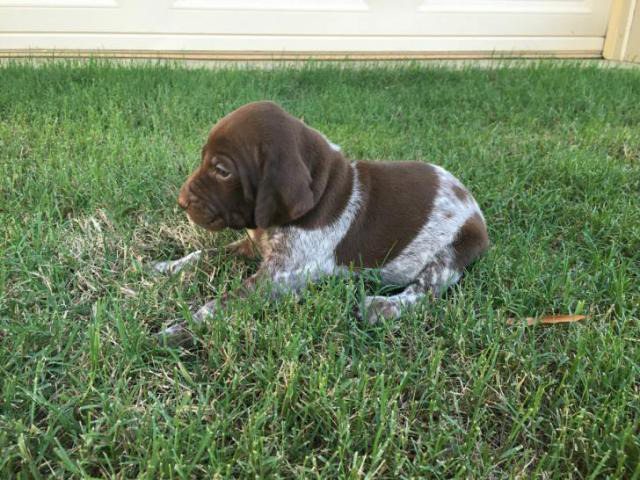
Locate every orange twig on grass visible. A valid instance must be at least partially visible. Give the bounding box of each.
[507,315,589,326]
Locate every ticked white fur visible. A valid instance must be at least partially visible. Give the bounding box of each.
[259,165,362,292]
[380,165,483,286]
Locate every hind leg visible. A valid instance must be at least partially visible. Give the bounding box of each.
[361,253,462,324]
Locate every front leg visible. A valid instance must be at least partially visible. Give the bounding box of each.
[156,274,257,346]
[226,237,260,261]
[226,229,265,261]
[156,263,316,346]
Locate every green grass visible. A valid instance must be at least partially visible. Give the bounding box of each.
[1,60,639,478]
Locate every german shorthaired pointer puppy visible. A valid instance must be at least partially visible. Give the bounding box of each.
[160,101,488,342]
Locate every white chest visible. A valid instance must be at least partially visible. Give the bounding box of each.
[260,165,362,283]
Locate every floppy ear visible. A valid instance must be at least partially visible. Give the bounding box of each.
[254,141,315,228]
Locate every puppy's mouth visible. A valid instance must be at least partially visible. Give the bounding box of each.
[185,212,226,231]
[205,217,226,231]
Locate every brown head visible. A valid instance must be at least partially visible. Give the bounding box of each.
[178,101,339,231]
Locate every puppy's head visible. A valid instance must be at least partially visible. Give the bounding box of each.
[178,101,317,231]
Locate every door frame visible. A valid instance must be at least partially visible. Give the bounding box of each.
[604,0,640,62]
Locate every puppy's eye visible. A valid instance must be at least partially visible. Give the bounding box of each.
[214,163,231,179]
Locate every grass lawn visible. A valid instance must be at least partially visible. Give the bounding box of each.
[1,60,639,478]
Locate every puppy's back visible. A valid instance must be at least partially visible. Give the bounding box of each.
[335,161,440,269]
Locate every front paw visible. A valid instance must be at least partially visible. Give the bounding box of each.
[155,300,219,347]
[150,250,203,275]
[193,300,219,322]
[155,323,196,347]
[360,296,401,324]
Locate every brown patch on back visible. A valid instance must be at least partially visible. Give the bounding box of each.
[335,162,439,269]
[452,212,489,271]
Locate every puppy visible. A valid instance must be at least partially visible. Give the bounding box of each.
[161,101,488,341]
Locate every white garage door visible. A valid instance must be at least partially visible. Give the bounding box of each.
[0,0,613,58]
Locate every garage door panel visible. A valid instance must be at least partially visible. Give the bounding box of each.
[172,0,370,11]
[0,0,116,6]
[0,0,613,55]
[1,7,610,36]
